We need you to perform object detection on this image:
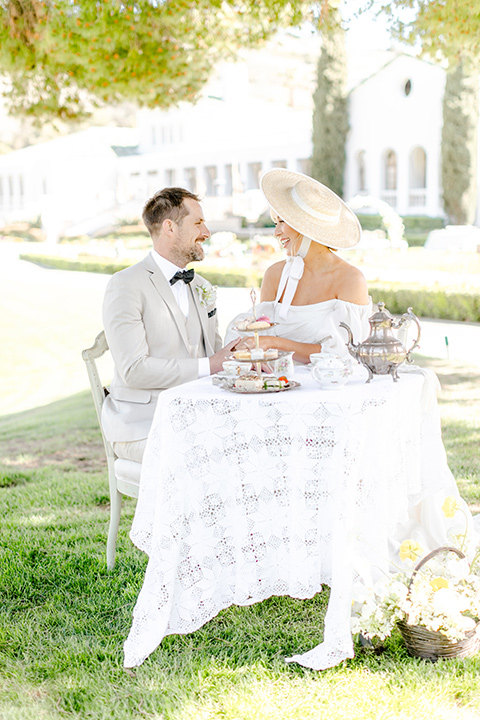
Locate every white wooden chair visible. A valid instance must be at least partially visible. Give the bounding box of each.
[82,331,141,569]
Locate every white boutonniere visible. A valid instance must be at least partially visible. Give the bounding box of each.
[196,281,217,308]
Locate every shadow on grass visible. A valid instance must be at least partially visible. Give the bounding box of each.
[2,467,480,719]
[414,354,480,393]
[0,389,97,441]
[2,369,480,718]
[0,389,105,473]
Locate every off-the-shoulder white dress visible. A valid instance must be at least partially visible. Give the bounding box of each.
[225,297,373,358]
[223,291,479,669]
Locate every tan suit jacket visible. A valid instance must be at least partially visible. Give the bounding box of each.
[101,254,222,443]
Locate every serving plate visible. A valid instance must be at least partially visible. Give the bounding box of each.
[228,380,300,394]
[229,349,290,362]
[233,322,278,332]
[212,374,300,394]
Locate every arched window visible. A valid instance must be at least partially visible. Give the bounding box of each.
[409,147,426,189]
[384,150,397,191]
[357,150,366,192]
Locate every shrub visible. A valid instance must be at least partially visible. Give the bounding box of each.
[19,254,480,320]
[19,254,263,288]
[369,283,480,323]
[402,216,445,233]
[195,266,263,288]
[404,234,428,248]
[19,254,132,275]
[355,213,383,231]
[356,214,445,236]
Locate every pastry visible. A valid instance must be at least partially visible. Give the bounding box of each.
[250,348,265,361]
[236,317,255,331]
[246,320,271,331]
[263,377,288,390]
[264,349,278,360]
[233,348,278,361]
[234,373,264,391]
[233,350,252,360]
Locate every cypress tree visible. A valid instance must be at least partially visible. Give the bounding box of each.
[311,19,349,198]
[441,58,479,225]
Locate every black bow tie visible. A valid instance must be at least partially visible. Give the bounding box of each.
[170,268,194,286]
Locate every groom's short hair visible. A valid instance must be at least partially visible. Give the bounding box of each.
[142,187,200,233]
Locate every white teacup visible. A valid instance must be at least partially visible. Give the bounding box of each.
[263,351,295,379]
[222,360,252,376]
[309,352,352,389]
[311,364,351,389]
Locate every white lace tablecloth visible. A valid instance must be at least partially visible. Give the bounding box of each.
[123,364,460,669]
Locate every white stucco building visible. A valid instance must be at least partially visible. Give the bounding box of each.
[0,126,138,238]
[0,31,475,236]
[345,52,445,217]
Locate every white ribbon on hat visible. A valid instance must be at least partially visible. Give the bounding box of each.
[290,185,341,224]
[274,236,311,320]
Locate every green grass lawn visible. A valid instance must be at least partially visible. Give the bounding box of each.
[2,254,480,719]
[1,356,480,720]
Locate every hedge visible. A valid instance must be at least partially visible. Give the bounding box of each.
[20,253,480,322]
[355,214,445,234]
[19,254,132,275]
[369,283,480,323]
[19,254,263,289]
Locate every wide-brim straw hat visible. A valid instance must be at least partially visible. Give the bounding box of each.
[260,168,361,249]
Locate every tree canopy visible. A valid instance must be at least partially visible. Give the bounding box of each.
[379,0,480,62]
[0,0,318,120]
[1,1,479,122]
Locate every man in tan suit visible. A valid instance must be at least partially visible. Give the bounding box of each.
[101,187,238,462]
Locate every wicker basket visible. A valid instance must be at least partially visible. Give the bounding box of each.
[397,546,480,661]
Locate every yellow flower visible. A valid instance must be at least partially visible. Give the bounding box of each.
[430,577,449,591]
[442,496,459,518]
[399,539,423,562]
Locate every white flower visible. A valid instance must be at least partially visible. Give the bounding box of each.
[432,587,464,616]
[196,281,217,308]
[446,557,470,581]
[351,541,480,643]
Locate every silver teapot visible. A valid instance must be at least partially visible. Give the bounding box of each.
[339,302,421,382]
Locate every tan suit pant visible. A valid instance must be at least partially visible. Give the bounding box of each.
[113,438,148,464]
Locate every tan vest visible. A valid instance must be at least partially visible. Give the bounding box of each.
[186,287,206,358]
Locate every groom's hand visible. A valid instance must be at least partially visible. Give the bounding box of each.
[209,338,240,375]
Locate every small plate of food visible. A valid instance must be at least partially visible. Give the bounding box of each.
[219,372,300,394]
[233,315,278,332]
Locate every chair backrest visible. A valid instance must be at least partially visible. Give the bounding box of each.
[81,330,115,461]
[83,331,140,568]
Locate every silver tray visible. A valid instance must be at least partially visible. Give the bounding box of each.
[212,375,300,394]
[228,380,300,394]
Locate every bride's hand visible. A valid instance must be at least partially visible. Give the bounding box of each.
[236,336,278,351]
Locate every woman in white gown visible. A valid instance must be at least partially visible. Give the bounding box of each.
[225,169,478,609]
[225,169,372,358]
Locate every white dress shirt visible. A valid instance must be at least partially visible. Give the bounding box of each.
[150,250,210,377]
